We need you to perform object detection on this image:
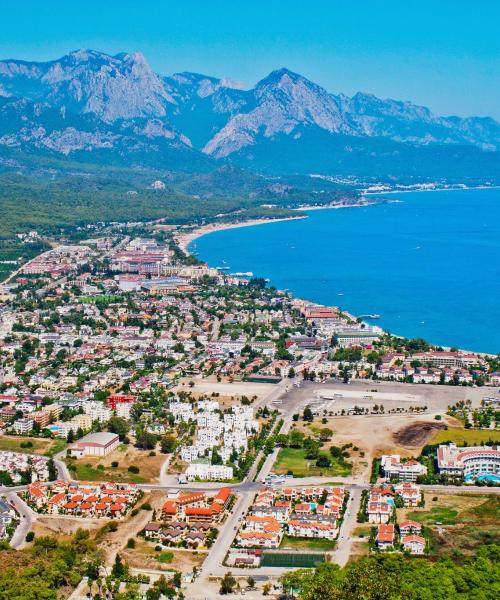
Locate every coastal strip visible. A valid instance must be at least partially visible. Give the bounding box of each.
[175,215,307,255]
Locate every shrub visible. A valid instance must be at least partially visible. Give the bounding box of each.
[111,461,119,468]
[128,465,140,474]
[25,531,35,542]
[126,538,136,549]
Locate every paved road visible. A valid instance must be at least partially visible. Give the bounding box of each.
[329,487,362,567]
[5,491,37,549]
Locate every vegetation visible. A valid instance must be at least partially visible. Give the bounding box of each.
[280,545,500,599]
[274,447,351,477]
[0,529,103,599]
[430,427,500,446]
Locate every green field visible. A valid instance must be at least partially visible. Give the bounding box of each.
[0,435,66,457]
[430,427,500,446]
[65,460,147,484]
[280,535,335,551]
[408,506,458,526]
[273,447,352,478]
[261,552,325,568]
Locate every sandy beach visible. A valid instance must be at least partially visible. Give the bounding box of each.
[175,215,307,255]
[175,199,382,254]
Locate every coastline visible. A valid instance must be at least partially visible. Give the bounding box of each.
[176,199,388,255]
[176,215,307,255]
[175,189,498,356]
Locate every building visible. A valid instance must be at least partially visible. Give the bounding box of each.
[401,534,426,554]
[185,463,233,481]
[394,483,422,507]
[437,443,500,478]
[69,432,119,457]
[13,418,34,435]
[376,523,395,549]
[381,455,427,482]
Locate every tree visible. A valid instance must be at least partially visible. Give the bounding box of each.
[172,571,182,588]
[303,406,314,422]
[247,576,255,589]
[47,458,58,481]
[220,572,237,595]
[211,449,223,465]
[25,531,35,542]
[0,471,13,486]
[111,554,127,579]
[316,454,331,468]
[108,416,130,441]
[66,429,75,443]
[318,428,333,442]
[160,435,176,454]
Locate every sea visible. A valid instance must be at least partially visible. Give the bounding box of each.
[190,188,500,354]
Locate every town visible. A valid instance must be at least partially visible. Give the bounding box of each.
[0,227,498,599]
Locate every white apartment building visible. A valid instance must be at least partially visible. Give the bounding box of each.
[185,463,233,481]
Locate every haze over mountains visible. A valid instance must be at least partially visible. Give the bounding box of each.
[0,49,499,181]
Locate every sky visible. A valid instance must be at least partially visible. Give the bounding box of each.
[1,0,499,119]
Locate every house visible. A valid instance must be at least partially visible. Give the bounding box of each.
[185,531,205,547]
[395,483,422,507]
[236,530,282,548]
[399,520,422,536]
[401,534,426,554]
[287,519,337,540]
[143,523,161,539]
[376,523,395,549]
[367,501,393,524]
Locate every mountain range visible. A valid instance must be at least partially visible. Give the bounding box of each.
[0,49,499,182]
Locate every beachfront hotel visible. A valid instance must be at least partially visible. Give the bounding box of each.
[437,443,500,479]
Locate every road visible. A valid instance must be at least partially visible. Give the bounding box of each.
[329,487,362,566]
[4,491,37,549]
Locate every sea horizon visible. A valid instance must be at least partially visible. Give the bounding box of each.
[190,187,500,355]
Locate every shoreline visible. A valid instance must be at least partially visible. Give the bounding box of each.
[176,199,389,254]
[174,192,498,357]
[175,215,307,254]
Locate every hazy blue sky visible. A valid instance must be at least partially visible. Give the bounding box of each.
[1,0,499,118]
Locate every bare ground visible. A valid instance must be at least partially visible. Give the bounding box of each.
[393,422,446,446]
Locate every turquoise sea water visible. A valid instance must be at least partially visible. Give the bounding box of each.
[190,188,500,354]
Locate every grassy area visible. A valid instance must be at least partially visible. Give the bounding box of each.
[0,435,65,456]
[65,444,165,483]
[43,438,67,457]
[280,535,336,551]
[430,427,500,446]
[65,460,148,484]
[261,552,325,568]
[402,494,500,557]
[407,506,458,526]
[157,551,174,564]
[273,447,352,478]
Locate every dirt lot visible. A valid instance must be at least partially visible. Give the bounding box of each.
[67,443,167,483]
[393,421,447,446]
[32,515,103,540]
[96,491,165,565]
[121,539,207,574]
[175,379,274,407]
[292,412,457,480]
[0,435,65,456]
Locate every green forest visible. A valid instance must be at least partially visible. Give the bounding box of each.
[282,545,500,600]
